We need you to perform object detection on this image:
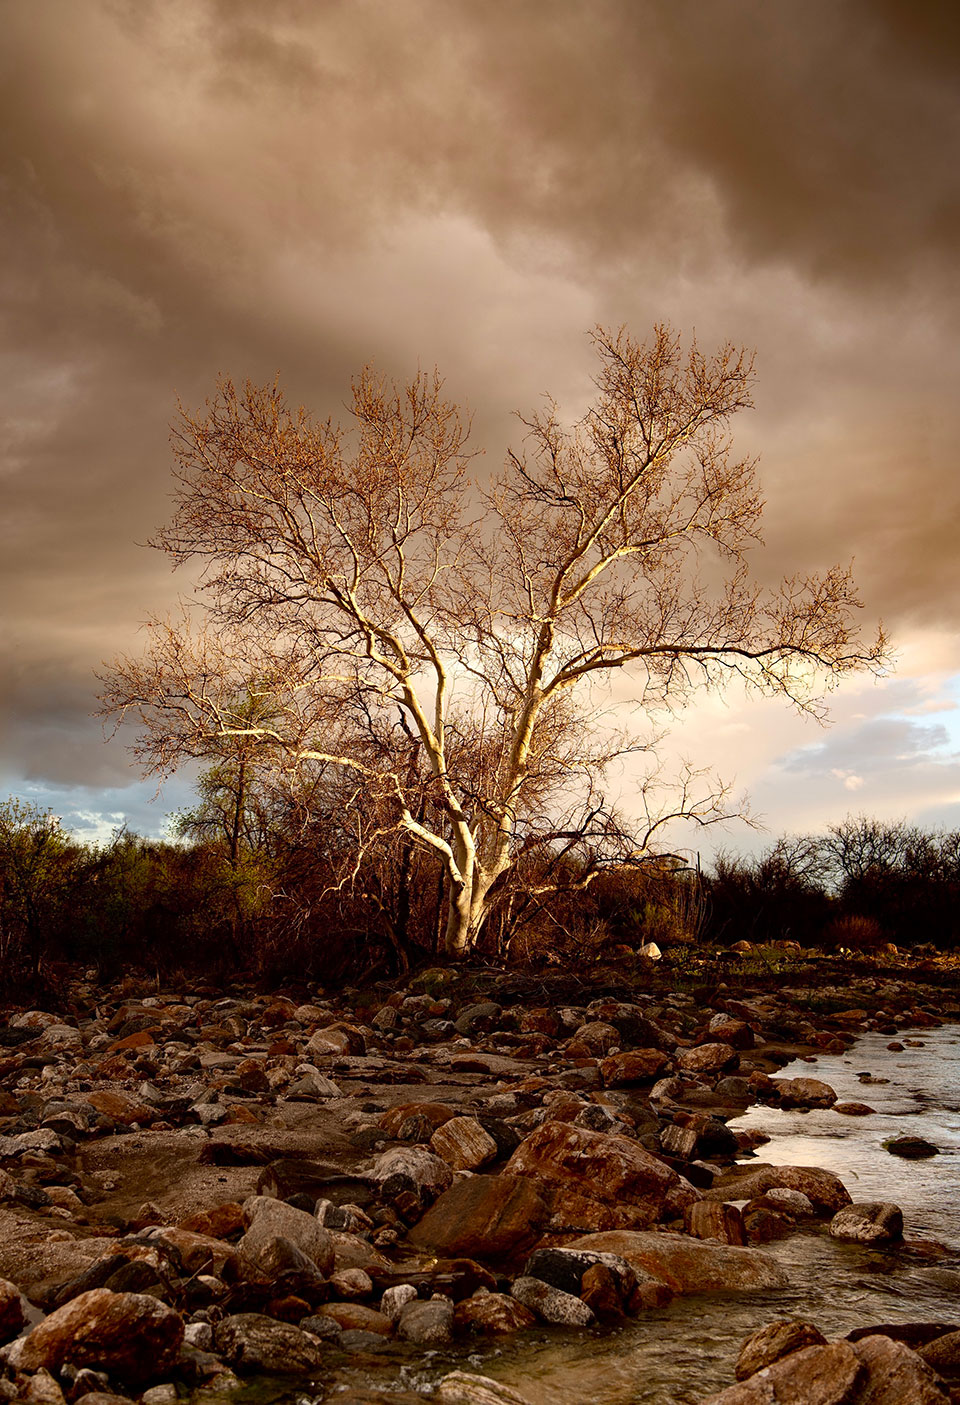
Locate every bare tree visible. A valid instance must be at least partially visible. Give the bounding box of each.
[100,326,886,958]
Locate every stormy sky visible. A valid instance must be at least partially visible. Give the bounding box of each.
[3,0,960,854]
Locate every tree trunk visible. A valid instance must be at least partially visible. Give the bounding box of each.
[443,868,495,959]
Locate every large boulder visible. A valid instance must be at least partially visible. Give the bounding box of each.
[504,1120,679,1223]
[851,1333,949,1403]
[14,1289,183,1384]
[569,1231,789,1294]
[409,1175,548,1260]
[240,1196,334,1274]
[215,1312,325,1373]
[701,1340,862,1404]
[706,1164,852,1215]
[735,1320,828,1379]
[773,1077,838,1109]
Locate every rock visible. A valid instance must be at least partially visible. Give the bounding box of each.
[523,1247,637,1300]
[852,1332,949,1402]
[409,1175,548,1259]
[677,1043,739,1075]
[328,1267,373,1298]
[15,1289,183,1383]
[509,1276,595,1327]
[397,1297,455,1345]
[707,1015,755,1050]
[702,1340,862,1404]
[833,1102,876,1116]
[319,1302,393,1334]
[830,1202,904,1245]
[430,1117,499,1171]
[240,1196,335,1274]
[707,1164,852,1214]
[453,1002,502,1036]
[0,1277,24,1341]
[661,1124,699,1159]
[600,1050,671,1086]
[454,1291,537,1335]
[685,1201,746,1246]
[504,1120,679,1221]
[83,1090,158,1126]
[885,1135,939,1159]
[735,1319,828,1379]
[757,1188,816,1219]
[214,1312,325,1373]
[773,1077,838,1109]
[381,1283,420,1320]
[580,1262,626,1318]
[566,1020,621,1056]
[569,1231,789,1294]
[369,1145,454,1197]
[918,1328,960,1370]
[435,1370,534,1404]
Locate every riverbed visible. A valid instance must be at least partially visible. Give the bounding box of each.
[195,1022,960,1405]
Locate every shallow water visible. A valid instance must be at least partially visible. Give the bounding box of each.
[208,1022,960,1405]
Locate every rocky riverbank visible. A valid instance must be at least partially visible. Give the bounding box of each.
[0,961,959,1403]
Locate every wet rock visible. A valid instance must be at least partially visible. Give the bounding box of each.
[735,1319,828,1379]
[580,1262,627,1318]
[773,1077,838,1109]
[707,1015,755,1050]
[569,1230,789,1294]
[409,1174,547,1259]
[509,1276,595,1327]
[524,1247,637,1300]
[214,1312,325,1373]
[707,1164,852,1214]
[702,1340,862,1404]
[435,1370,534,1404]
[381,1283,419,1320]
[454,1291,536,1335]
[454,1002,502,1036]
[918,1328,960,1370]
[397,1297,455,1345]
[14,1289,183,1383]
[885,1135,939,1159]
[833,1102,876,1116]
[684,1201,746,1246]
[852,1332,949,1402]
[240,1195,335,1274]
[430,1117,499,1171]
[661,1124,699,1159]
[830,1202,903,1245]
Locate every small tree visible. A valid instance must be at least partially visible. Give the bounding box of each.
[101,326,886,958]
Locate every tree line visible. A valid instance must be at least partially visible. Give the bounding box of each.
[1,794,955,993]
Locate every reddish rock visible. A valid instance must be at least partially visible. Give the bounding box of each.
[505,1120,679,1218]
[83,1090,158,1126]
[319,1302,393,1334]
[684,1201,746,1246]
[677,1043,739,1075]
[454,1292,537,1335]
[106,1029,158,1051]
[430,1117,499,1171]
[852,1333,949,1403]
[774,1077,838,1109]
[703,1340,862,1404]
[568,1231,789,1294]
[580,1262,626,1318]
[178,1202,245,1239]
[735,1319,828,1379]
[380,1102,455,1136]
[16,1289,183,1383]
[409,1175,548,1259]
[600,1050,671,1086]
[0,1277,24,1341]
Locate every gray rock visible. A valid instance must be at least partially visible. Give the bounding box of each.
[215,1313,325,1374]
[509,1276,595,1327]
[436,1370,534,1404]
[240,1196,335,1274]
[830,1202,903,1245]
[397,1297,455,1345]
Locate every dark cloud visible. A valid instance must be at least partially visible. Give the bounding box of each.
[781,717,954,780]
[2,0,959,824]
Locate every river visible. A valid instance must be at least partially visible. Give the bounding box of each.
[201,1022,960,1404]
